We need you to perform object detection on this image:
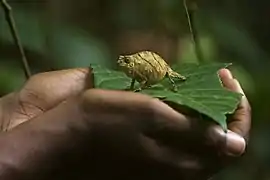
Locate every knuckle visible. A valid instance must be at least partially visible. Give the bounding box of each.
[78,89,100,112]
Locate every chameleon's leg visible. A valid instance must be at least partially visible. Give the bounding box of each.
[124,78,135,91]
[166,73,178,92]
[129,78,136,90]
[134,80,148,92]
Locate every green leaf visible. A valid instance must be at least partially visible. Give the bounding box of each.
[91,64,131,90]
[91,63,242,130]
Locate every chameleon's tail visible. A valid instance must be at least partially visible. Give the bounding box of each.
[167,68,186,80]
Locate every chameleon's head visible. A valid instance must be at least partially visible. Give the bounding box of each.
[117,55,134,73]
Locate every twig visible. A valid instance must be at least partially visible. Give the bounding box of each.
[183,0,204,62]
[1,0,31,79]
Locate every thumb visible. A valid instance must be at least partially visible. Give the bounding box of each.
[206,125,246,157]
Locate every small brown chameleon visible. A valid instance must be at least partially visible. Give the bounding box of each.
[117,50,186,91]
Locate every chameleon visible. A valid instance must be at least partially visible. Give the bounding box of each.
[117,50,186,91]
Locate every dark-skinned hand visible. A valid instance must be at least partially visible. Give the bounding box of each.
[0,68,251,180]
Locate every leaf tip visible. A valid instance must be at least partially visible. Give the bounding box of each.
[88,64,93,71]
[224,62,233,68]
[221,123,228,132]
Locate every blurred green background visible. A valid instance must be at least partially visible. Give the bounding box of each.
[0,0,269,179]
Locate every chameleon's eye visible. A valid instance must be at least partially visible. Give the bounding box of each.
[124,58,130,64]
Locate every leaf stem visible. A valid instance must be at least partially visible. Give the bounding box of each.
[183,0,204,62]
[1,0,31,79]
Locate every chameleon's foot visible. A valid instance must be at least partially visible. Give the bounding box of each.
[134,81,149,92]
[134,84,151,92]
[171,85,178,92]
[176,74,187,81]
[180,75,187,81]
[134,88,142,92]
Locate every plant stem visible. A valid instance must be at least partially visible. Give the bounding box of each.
[1,0,31,79]
[183,0,204,62]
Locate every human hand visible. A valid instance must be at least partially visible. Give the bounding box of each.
[181,68,251,179]
[0,68,250,180]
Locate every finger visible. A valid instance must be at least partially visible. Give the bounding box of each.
[228,79,251,140]
[0,93,17,130]
[20,67,93,110]
[219,68,234,90]
[5,68,93,130]
[206,125,246,156]
[81,89,204,178]
[205,69,251,156]
[81,89,194,134]
[137,135,204,180]
[219,69,251,138]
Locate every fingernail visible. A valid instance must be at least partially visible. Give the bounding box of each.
[225,130,246,156]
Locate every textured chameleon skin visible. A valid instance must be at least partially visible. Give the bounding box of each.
[117,51,186,89]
